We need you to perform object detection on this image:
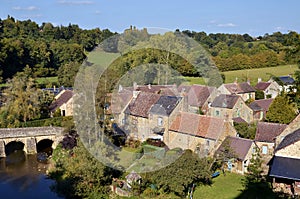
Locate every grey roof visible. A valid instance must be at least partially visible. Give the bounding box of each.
[149,96,182,116]
[278,76,295,85]
[249,101,263,111]
[276,129,300,151]
[211,94,240,109]
[269,156,300,181]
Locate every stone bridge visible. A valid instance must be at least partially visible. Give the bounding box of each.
[0,127,65,157]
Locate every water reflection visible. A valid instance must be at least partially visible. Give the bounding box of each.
[0,150,62,199]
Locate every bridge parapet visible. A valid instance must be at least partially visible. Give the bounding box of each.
[0,127,64,139]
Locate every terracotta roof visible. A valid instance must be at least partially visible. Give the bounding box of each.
[49,90,73,112]
[255,82,271,91]
[127,92,160,118]
[249,99,273,112]
[276,129,300,152]
[217,136,253,160]
[149,96,182,116]
[255,122,287,143]
[211,94,240,109]
[187,85,215,107]
[169,112,225,140]
[224,82,255,94]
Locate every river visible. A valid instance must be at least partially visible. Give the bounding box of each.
[0,150,63,199]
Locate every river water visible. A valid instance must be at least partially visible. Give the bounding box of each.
[0,150,63,199]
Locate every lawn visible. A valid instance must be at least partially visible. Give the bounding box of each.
[193,172,245,199]
[36,76,58,86]
[183,65,298,86]
[222,64,298,85]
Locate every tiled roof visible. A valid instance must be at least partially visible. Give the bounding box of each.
[111,90,133,114]
[49,90,73,112]
[187,85,215,107]
[169,112,225,140]
[255,122,287,143]
[127,92,160,118]
[136,85,174,94]
[255,82,271,91]
[232,117,247,123]
[211,94,240,109]
[217,136,253,160]
[149,96,182,116]
[276,129,300,151]
[249,99,273,112]
[224,82,255,94]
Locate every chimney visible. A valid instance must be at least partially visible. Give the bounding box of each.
[247,78,250,85]
[118,84,123,92]
[148,83,151,90]
[234,77,238,84]
[133,82,138,90]
[258,77,262,83]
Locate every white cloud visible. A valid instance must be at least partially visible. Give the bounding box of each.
[95,10,101,15]
[58,0,94,5]
[217,23,236,27]
[12,6,39,11]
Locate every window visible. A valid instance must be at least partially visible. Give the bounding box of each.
[158,117,163,126]
[215,110,220,116]
[206,140,210,147]
[262,145,268,154]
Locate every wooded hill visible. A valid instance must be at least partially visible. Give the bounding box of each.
[0,16,300,84]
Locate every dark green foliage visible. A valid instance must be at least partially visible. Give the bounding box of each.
[234,122,257,139]
[266,94,297,124]
[57,61,81,87]
[146,150,211,197]
[255,90,265,100]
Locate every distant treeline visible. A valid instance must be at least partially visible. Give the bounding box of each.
[0,16,300,84]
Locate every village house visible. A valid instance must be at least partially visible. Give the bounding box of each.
[268,75,296,93]
[269,128,300,196]
[148,95,183,140]
[208,94,253,123]
[124,92,161,141]
[249,98,274,121]
[183,84,217,115]
[218,82,256,101]
[216,136,255,174]
[49,89,74,117]
[166,112,237,156]
[254,78,280,99]
[275,114,300,147]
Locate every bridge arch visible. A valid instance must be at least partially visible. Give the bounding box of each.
[36,139,54,156]
[5,141,25,156]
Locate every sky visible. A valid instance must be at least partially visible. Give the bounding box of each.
[0,0,300,36]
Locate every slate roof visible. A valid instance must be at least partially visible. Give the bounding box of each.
[136,85,174,94]
[169,112,225,140]
[276,129,300,152]
[187,85,215,107]
[255,122,287,143]
[255,82,271,91]
[216,136,253,161]
[211,94,240,109]
[149,96,182,116]
[232,117,247,123]
[254,99,273,111]
[278,76,295,85]
[49,90,73,112]
[126,92,160,118]
[224,82,256,94]
[269,156,300,181]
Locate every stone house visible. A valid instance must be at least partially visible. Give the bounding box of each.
[254,79,280,99]
[269,128,300,196]
[268,75,296,93]
[249,98,273,121]
[124,92,161,141]
[49,90,74,116]
[254,122,287,173]
[208,94,253,123]
[184,85,218,115]
[148,95,183,140]
[218,82,256,101]
[216,136,255,174]
[166,112,237,156]
[275,114,300,147]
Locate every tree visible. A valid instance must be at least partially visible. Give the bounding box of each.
[255,90,265,100]
[147,150,211,197]
[57,61,81,87]
[234,122,257,139]
[265,94,297,124]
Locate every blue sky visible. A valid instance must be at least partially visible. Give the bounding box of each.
[1,0,299,36]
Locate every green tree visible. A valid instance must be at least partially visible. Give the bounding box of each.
[234,122,257,139]
[57,61,81,87]
[265,94,297,124]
